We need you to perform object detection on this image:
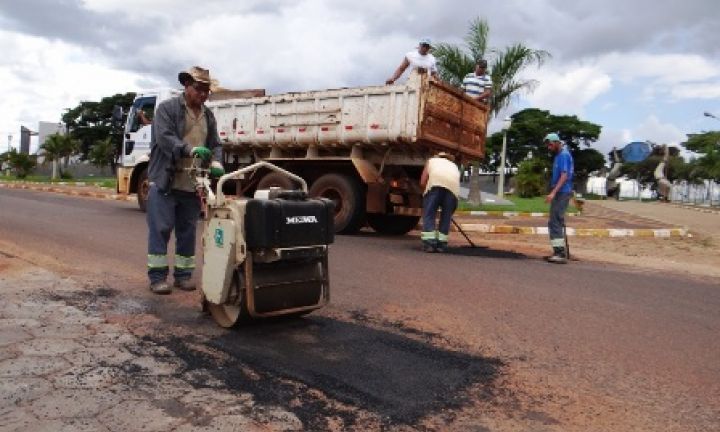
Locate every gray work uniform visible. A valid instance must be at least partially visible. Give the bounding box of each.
[146,94,221,284]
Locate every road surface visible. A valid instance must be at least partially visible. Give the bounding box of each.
[1,188,718,431]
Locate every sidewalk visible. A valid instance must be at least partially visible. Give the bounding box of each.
[453,200,688,238]
[591,200,719,239]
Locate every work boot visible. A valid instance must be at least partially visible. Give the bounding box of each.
[546,247,567,264]
[149,280,171,295]
[435,241,449,253]
[173,278,196,291]
[422,240,436,253]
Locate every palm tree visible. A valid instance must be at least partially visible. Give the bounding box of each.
[434,18,550,204]
[40,133,78,179]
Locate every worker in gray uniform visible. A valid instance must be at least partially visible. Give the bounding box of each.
[146,66,225,294]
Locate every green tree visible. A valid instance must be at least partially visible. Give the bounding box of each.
[40,133,79,179]
[434,18,550,116]
[484,108,604,195]
[62,92,135,172]
[4,149,37,178]
[682,131,720,181]
[433,17,550,203]
[88,137,115,174]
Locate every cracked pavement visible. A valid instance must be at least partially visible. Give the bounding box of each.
[0,257,300,432]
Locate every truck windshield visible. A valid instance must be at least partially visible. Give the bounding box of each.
[126,96,157,133]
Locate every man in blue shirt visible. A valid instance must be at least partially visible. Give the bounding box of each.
[544,133,574,263]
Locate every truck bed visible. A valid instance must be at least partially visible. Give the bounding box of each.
[208,73,488,162]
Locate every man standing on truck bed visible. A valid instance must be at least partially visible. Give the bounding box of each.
[420,152,461,253]
[462,59,492,104]
[386,37,438,85]
[544,133,574,264]
[146,66,225,295]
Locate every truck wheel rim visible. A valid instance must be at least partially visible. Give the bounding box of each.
[317,188,345,217]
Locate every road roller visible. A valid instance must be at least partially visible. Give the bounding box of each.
[192,161,334,328]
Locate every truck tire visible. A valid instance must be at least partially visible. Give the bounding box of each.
[256,172,297,191]
[137,167,149,212]
[309,173,365,234]
[367,214,420,235]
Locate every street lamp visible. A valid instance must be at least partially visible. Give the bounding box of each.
[497,117,512,198]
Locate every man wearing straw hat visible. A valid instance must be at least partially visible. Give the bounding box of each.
[146,66,225,294]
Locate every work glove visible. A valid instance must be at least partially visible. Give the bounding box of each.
[191,146,212,161]
[209,161,225,178]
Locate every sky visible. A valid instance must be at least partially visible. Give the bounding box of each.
[1,0,719,160]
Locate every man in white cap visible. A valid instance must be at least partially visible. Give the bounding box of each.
[146,66,225,294]
[544,132,574,264]
[419,152,461,253]
[386,37,439,85]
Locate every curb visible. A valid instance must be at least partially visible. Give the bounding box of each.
[0,182,135,202]
[668,203,720,215]
[457,223,688,238]
[455,210,578,217]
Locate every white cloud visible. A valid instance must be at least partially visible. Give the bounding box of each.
[0,30,162,152]
[523,65,612,115]
[671,82,720,99]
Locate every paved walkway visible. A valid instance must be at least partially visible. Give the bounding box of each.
[591,200,720,239]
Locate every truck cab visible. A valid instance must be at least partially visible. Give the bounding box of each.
[116,88,181,210]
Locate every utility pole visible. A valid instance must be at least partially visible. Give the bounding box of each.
[497,117,512,198]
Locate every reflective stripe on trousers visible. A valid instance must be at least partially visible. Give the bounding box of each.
[146,184,200,283]
[174,254,195,270]
[147,254,169,269]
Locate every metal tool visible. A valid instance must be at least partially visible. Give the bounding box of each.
[451,218,477,248]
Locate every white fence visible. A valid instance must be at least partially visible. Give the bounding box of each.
[585,176,719,206]
[670,180,720,207]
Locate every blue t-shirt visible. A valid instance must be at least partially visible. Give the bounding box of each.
[551,147,574,194]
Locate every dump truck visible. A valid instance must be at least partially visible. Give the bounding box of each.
[116,72,489,234]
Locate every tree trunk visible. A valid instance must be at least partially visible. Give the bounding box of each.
[467,162,482,205]
[51,160,58,180]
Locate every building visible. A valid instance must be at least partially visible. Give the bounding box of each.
[36,122,66,164]
[19,126,37,155]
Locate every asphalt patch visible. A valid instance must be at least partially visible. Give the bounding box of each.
[445,245,527,259]
[45,285,119,313]
[42,285,506,429]
[143,315,504,430]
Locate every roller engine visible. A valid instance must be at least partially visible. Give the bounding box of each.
[193,161,334,328]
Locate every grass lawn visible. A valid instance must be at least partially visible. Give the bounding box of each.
[459,195,578,213]
[0,175,116,189]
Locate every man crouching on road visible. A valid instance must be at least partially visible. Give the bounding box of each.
[146,66,225,294]
[420,152,461,253]
[544,133,574,264]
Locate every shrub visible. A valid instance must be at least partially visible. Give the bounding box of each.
[5,150,36,179]
[515,158,548,197]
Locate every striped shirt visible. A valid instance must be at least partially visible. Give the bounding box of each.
[462,72,492,101]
